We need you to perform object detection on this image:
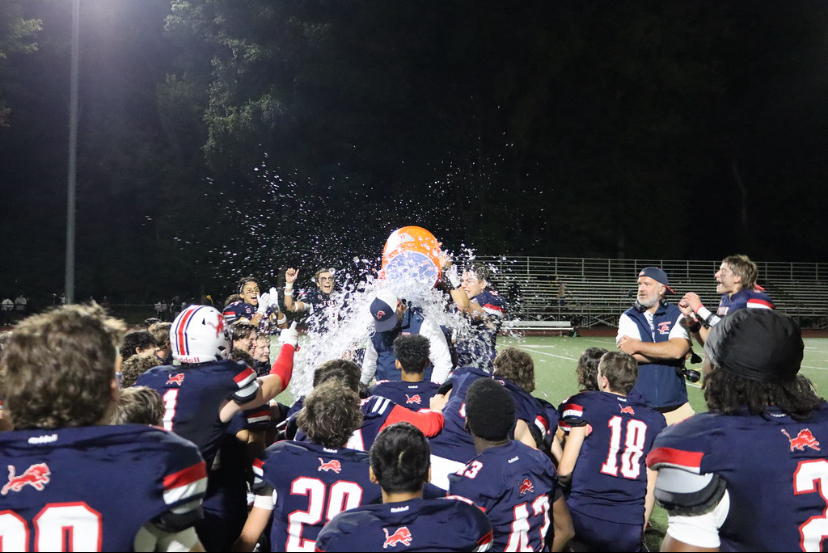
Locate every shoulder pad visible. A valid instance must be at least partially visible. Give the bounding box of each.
[654,467,727,517]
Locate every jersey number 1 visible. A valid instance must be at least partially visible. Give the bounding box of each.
[600,417,648,479]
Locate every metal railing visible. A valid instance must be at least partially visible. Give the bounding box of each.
[475,256,828,329]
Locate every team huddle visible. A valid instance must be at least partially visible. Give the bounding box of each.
[0,254,826,552]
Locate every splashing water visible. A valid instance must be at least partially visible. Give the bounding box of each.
[289,261,480,397]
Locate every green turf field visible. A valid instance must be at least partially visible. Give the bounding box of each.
[504,335,828,551]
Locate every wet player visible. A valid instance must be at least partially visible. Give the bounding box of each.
[647,309,828,551]
[316,423,494,552]
[234,380,382,552]
[678,254,774,345]
[558,352,666,551]
[452,264,507,372]
[283,267,337,321]
[0,304,207,551]
[369,335,441,411]
[448,379,574,552]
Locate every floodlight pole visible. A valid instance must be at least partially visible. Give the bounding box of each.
[65,0,80,305]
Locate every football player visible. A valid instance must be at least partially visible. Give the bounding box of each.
[316,422,494,552]
[136,306,296,550]
[678,254,774,345]
[448,378,574,552]
[0,304,207,551]
[558,352,666,551]
[451,263,507,372]
[234,380,382,552]
[647,309,828,551]
[369,335,441,411]
[429,350,556,490]
[283,267,338,321]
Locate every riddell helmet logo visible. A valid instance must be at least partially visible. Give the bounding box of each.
[383,527,413,548]
[167,374,185,386]
[781,429,821,452]
[519,478,534,496]
[405,394,422,405]
[619,406,635,415]
[1,463,51,496]
[318,458,342,473]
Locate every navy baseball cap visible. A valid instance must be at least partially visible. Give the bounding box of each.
[638,267,675,295]
[370,290,399,332]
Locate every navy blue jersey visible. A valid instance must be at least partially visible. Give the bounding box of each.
[202,407,269,516]
[560,391,666,524]
[429,367,490,463]
[0,425,206,551]
[252,440,381,552]
[448,441,556,551]
[222,300,256,325]
[647,403,828,552]
[135,359,259,465]
[498,377,559,449]
[717,288,774,317]
[316,498,493,552]
[456,290,506,371]
[369,380,441,411]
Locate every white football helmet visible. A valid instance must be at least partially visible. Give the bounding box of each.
[171,305,231,363]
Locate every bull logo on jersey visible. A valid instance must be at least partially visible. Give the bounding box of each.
[383,526,413,548]
[318,458,343,473]
[781,429,821,452]
[657,321,672,335]
[167,373,185,386]
[519,478,534,496]
[405,394,422,405]
[1,463,51,496]
[619,406,635,416]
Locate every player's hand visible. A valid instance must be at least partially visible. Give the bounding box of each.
[279,322,299,348]
[256,293,271,315]
[682,292,702,312]
[445,265,461,289]
[677,299,694,317]
[429,393,448,413]
[285,268,299,284]
[266,287,280,310]
[438,250,453,271]
[617,335,641,355]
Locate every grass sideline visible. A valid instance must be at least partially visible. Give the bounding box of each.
[281,334,828,551]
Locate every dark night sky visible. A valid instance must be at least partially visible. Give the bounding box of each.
[1,0,827,302]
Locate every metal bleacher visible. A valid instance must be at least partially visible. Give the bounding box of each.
[477,256,828,330]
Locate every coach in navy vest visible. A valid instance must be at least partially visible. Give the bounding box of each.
[617,268,694,425]
[361,290,453,385]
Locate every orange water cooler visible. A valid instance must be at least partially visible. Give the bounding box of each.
[380,226,442,288]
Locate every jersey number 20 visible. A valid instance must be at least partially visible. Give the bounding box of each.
[287,478,363,552]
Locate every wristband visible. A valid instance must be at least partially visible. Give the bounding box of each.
[277,314,287,325]
[283,290,293,297]
[688,321,702,333]
[696,306,714,328]
[285,283,294,291]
